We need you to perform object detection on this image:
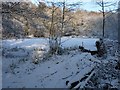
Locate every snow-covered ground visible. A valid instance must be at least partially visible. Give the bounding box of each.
[2,51,98,88]
[2,37,120,88]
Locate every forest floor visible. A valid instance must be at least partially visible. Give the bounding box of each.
[1,37,120,88]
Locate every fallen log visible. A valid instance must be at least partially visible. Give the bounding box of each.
[79,46,98,55]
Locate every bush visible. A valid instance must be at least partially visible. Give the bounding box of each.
[33,30,44,37]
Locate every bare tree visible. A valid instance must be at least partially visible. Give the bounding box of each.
[59,0,82,40]
[49,0,82,54]
[36,0,82,54]
[49,2,59,54]
[96,0,116,38]
[39,1,62,54]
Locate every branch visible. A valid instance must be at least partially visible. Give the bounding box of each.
[104,2,116,7]
[73,70,95,89]
[96,2,103,7]
[96,1,116,7]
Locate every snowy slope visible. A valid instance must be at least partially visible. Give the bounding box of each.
[2,51,97,88]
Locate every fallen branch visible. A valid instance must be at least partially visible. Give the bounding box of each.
[44,71,57,79]
[61,38,71,44]
[73,70,95,89]
[62,74,72,80]
[66,69,95,89]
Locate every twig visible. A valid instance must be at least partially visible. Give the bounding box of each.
[62,74,72,80]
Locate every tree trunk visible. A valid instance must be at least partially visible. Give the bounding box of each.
[49,3,61,54]
[118,1,120,52]
[49,4,56,54]
[102,0,105,38]
[118,1,120,66]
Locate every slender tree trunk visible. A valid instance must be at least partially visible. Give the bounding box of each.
[118,1,120,61]
[49,3,60,54]
[61,1,65,34]
[49,3,54,53]
[116,2,120,80]
[24,17,30,36]
[118,2,120,45]
[59,1,65,46]
[102,0,105,38]
[50,4,54,38]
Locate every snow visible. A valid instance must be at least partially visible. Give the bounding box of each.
[2,37,99,51]
[2,51,97,88]
[2,38,49,51]
[2,37,99,88]
[61,37,98,51]
[2,37,119,88]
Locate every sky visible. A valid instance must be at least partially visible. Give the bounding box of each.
[31,0,119,11]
